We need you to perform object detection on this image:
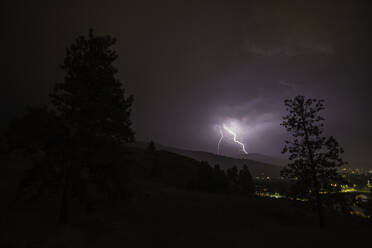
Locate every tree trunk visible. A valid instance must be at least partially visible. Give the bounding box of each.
[59,184,69,225]
[316,192,325,228]
[301,112,325,228]
[59,160,71,225]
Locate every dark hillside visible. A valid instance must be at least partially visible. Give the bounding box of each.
[1,145,371,247]
[130,142,282,178]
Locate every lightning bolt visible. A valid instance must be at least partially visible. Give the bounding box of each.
[217,126,224,155]
[222,124,248,154]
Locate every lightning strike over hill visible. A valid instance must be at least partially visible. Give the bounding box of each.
[222,124,248,154]
[217,126,224,155]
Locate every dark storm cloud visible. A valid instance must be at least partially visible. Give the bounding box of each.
[1,0,371,167]
[244,39,334,56]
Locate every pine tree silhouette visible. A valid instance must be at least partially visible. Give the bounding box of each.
[281,95,347,227]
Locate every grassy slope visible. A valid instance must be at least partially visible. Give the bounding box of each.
[122,184,371,248]
[1,181,371,248]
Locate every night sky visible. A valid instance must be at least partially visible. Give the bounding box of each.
[1,0,371,167]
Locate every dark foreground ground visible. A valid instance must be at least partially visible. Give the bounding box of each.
[1,176,371,248]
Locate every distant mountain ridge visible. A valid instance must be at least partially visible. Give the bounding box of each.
[130,142,283,178]
[242,153,288,167]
